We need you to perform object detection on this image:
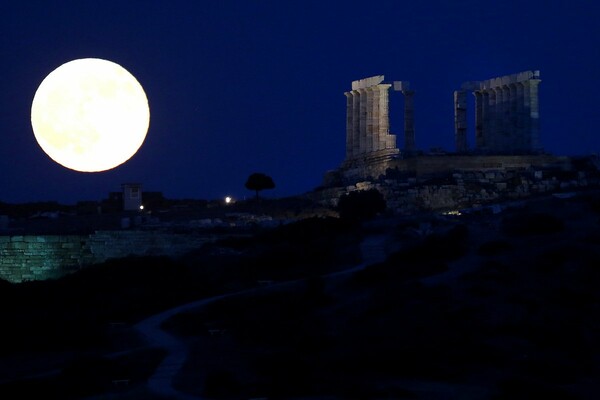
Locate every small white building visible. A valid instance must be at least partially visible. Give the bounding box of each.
[122,183,142,211]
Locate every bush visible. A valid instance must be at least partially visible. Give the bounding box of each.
[494,378,579,399]
[336,189,386,221]
[404,223,469,263]
[204,369,242,398]
[501,212,565,236]
[60,355,122,397]
[477,240,512,256]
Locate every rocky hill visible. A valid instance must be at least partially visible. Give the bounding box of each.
[1,191,600,399]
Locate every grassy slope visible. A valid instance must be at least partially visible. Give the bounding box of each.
[168,195,600,399]
[2,194,600,399]
[0,217,361,398]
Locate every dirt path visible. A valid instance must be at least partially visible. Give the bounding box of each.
[134,233,390,399]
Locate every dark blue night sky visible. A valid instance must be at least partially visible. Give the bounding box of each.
[1,0,599,204]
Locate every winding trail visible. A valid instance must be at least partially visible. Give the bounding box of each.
[134,233,390,399]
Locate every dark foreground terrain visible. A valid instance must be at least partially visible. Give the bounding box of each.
[2,192,600,399]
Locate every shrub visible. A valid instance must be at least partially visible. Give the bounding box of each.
[494,378,578,399]
[477,240,512,256]
[501,212,565,236]
[204,369,242,398]
[336,189,386,221]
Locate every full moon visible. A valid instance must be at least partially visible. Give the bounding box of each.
[31,58,150,172]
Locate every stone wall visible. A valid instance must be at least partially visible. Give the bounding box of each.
[325,154,570,187]
[313,158,598,215]
[0,230,214,283]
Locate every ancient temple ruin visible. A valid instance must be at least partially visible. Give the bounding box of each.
[454,70,542,154]
[324,70,557,189]
[343,75,414,164]
[318,69,587,214]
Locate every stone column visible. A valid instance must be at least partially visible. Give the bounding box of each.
[495,87,506,151]
[503,86,512,147]
[352,90,361,157]
[358,88,367,155]
[379,84,393,149]
[515,82,526,151]
[403,89,415,152]
[344,92,354,159]
[474,91,483,150]
[527,78,542,152]
[488,89,497,153]
[372,86,381,151]
[509,84,518,149]
[365,88,374,153]
[454,90,467,153]
[522,82,532,151]
[481,90,491,152]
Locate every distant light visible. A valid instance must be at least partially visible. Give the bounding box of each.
[225,196,233,204]
[442,210,461,216]
[139,205,144,210]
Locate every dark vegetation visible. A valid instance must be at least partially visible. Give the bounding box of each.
[0,201,73,218]
[244,172,275,200]
[477,239,512,256]
[0,216,362,398]
[353,223,468,284]
[201,216,361,285]
[336,188,387,221]
[2,194,600,398]
[165,196,600,399]
[0,256,200,355]
[0,348,165,399]
[501,211,565,235]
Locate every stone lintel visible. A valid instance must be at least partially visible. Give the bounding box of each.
[461,81,481,91]
[352,75,385,90]
[479,70,541,90]
[463,70,541,92]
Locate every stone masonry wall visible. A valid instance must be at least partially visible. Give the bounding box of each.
[0,230,214,283]
[312,164,598,215]
[325,154,569,187]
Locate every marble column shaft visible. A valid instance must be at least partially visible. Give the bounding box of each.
[497,86,509,150]
[372,87,381,151]
[454,90,467,152]
[379,85,394,149]
[344,84,393,159]
[403,90,415,152]
[508,84,518,149]
[526,79,542,151]
[515,83,526,149]
[474,91,484,149]
[365,88,374,153]
[359,88,367,155]
[344,92,353,159]
[352,90,361,157]
[481,91,492,152]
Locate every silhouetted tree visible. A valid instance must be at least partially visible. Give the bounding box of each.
[245,172,275,200]
[336,189,386,221]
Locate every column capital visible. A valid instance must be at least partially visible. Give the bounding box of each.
[524,78,542,87]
